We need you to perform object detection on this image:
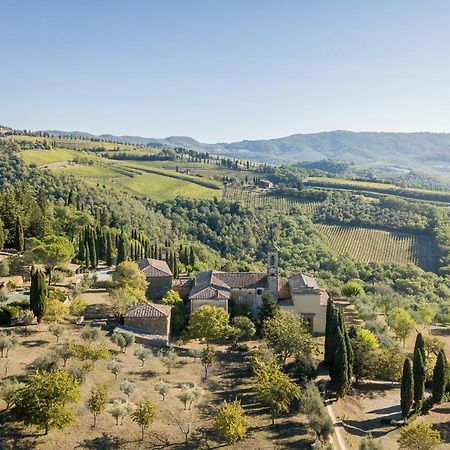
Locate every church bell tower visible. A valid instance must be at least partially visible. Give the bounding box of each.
[267,244,279,301]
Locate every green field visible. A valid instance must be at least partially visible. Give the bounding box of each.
[315,223,437,270]
[116,172,221,200]
[22,148,81,165]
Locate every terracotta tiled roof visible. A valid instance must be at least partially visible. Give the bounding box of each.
[137,258,173,277]
[190,286,230,300]
[288,273,319,290]
[124,302,171,318]
[189,270,267,300]
[214,272,267,289]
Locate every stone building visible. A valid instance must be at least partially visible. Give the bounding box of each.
[137,258,173,300]
[279,273,328,334]
[187,245,328,334]
[123,303,172,344]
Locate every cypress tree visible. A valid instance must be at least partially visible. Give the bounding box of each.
[117,235,127,264]
[14,217,24,252]
[88,232,97,269]
[413,347,425,409]
[78,230,85,261]
[414,333,426,364]
[328,306,338,378]
[401,358,414,421]
[338,309,353,383]
[189,247,196,266]
[432,350,447,404]
[334,327,349,398]
[105,232,114,267]
[324,299,333,367]
[67,188,75,206]
[0,219,4,250]
[30,270,47,323]
[343,321,353,383]
[84,242,91,269]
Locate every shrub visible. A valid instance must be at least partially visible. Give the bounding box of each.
[110,331,135,352]
[31,352,60,372]
[107,360,123,379]
[0,332,18,358]
[214,399,247,444]
[0,306,19,325]
[70,343,111,363]
[154,380,170,400]
[70,298,87,317]
[119,379,136,400]
[81,325,101,342]
[398,422,442,449]
[68,363,92,384]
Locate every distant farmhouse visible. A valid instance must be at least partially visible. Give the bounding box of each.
[259,179,274,189]
[136,246,328,335]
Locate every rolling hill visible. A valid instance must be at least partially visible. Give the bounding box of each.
[41,129,450,179]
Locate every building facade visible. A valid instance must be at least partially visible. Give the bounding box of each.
[187,246,328,334]
[137,258,173,300]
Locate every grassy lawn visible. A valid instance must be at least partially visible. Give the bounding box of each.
[54,164,124,178]
[22,148,81,166]
[118,172,221,201]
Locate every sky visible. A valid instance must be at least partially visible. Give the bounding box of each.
[1,0,450,142]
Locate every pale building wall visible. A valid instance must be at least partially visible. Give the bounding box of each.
[290,292,327,334]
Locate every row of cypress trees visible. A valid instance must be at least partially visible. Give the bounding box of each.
[325,300,353,398]
[76,225,196,278]
[400,332,448,420]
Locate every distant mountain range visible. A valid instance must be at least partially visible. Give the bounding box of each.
[37,129,450,178]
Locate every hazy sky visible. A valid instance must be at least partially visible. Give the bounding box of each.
[2,0,450,142]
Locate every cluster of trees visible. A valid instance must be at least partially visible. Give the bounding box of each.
[315,192,431,232]
[400,333,449,420]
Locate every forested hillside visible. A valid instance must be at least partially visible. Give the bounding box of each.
[2,138,450,325]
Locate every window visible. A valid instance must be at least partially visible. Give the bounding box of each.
[270,255,275,266]
[256,288,263,295]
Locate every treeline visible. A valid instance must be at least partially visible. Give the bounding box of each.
[304,178,450,204]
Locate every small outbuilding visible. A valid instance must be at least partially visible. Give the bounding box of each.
[123,303,172,345]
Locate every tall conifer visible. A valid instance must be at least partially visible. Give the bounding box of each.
[30,270,47,323]
[334,327,349,398]
[432,350,447,404]
[401,358,414,420]
[105,232,114,266]
[413,347,425,409]
[14,217,24,252]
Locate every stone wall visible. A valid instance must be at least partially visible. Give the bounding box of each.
[229,288,263,319]
[124,315,170,336]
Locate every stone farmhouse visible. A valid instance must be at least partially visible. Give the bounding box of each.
[137,245,328,335]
